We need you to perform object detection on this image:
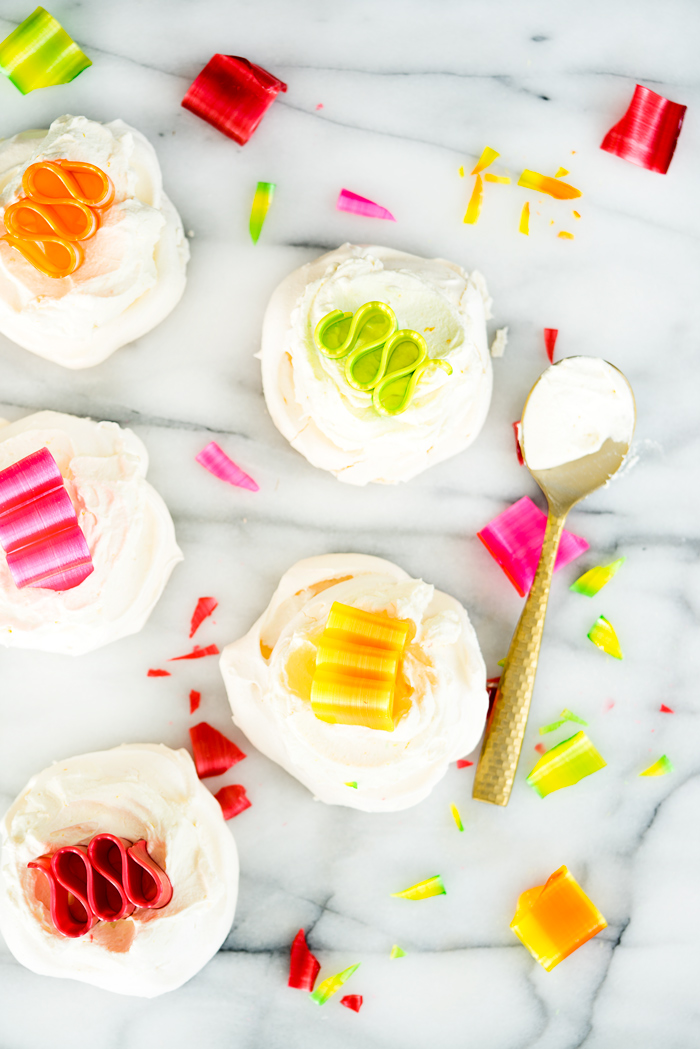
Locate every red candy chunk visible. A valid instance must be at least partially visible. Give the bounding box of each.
[601,84,686,174]
[189,721,246,778]
[214,784,251,820]
[182,55,287,145]
[288,929,321,991]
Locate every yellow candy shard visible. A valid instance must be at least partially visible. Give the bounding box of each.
[555,167,570,177]
[471,146,500,175]
[518,169,582,199]
[390,944,406,959]
[458,165,465,177]
[484,174,511,184]
[527,732,606,797]
[450,803,464,831]
[558,231,575,240]
[587,615,623,659]
[311,602,411,731]
[463,174,483,224]
[519,201,530,235]
[573,210,581,219]
[391,875,446,900]
[511,865,607,971]
[571,557,625,597]
[640,755,673,777]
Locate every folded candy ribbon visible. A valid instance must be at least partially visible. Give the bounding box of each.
[28,834,172,938]
[1,159,114,278]
[313,301,452,415]
[0,6,91,94]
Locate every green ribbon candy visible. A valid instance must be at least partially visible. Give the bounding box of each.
[0,7,91,94]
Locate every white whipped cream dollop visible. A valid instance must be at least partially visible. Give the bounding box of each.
[0,114,189,368]
[522,357,636,470]
[0,744,238,998]
[0,410,182,654]
[220,554,488,812]
[260,244,493,485]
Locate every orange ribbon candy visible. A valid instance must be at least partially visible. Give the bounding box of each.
[1,160,114,278]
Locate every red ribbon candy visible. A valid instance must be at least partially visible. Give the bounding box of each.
[28,834,172,938]
[182,55,287,145]
[601,84,687,174]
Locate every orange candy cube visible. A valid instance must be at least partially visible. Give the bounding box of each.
[510,865,607,971]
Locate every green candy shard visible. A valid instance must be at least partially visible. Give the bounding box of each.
[527,731,607,798]
[390,944,406,959]
[0,7,91,94]
[571,557,625,597]
[345,781,358,788]
[309,963,360,1005]
[450,803,464,831]
[640,755,674,777]
[587,615,623,659]
[539,708,588,735]
[391,874,446,900]
[249,181,275,243]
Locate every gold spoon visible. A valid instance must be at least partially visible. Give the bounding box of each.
[473,358,636,807]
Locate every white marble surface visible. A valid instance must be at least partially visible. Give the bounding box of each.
[0,1,698,1046]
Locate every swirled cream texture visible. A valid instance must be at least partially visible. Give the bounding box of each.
[0,744,239,998]
[0,114,189,368]
[260,244,493,485]
[0,410,182,654]
[220,554,488,812]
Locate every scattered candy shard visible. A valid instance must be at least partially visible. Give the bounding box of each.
[249,181,275,243]
[534,743,547,756]
[587,616,623,659]
[463,174,483,224]
[337,189,395,221]
[458,166,465,177]
[558,231,574,240]
[519,201,530,234]
[340,995,363,1012]
[189,721,246,778]
[527,731,606,798]
[640,755,673,777]
[571,558,625,597]
[540,709,588,734]
[478,496,588,597]
[471,146,500,175]
[600,84,686,174]
[288,929,321,991]
[345,781,358,788]
[391,875,446,900]
[539,718,565,735]
[147,669,170,677]
[189,689,201,714]
[169,644,220,661]
[0,6,91,94]
[484,174,511,184]
[456,759,474,769]
[189,597,218,637]
[311,602,410,731]
[573,210,581,219]
[0,447,93,591]
[490,326,508,358]
[182,54,287,145]
[518,170,582,199]
[513,421,524,465]
[660,704,674,714]
[510,865,607,971]
[544,328,559,363]
[214,784,251,819]
[390,944,406,959]
[450,803,464,831]
[196,441,259,491]
[310,963,360,1005]
[555,167,570,178]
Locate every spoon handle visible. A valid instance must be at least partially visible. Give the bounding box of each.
[473,509,567,806]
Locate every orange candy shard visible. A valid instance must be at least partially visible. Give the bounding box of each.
[511,865,607,971]
[517,169,582,200]
[1,159,114,278]
[310,602,411,731]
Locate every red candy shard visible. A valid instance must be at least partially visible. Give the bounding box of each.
[215,784,251,820]
[340,995,363,1012]
[189,689,201,714]
[534,742,547,756]
[601,84,686,174]
[181,55,287,145]
[147,669,171,677]
[337,188,396,221]
[189,721,246,778]
[169,644,220,661]
[512,421,524,465]
[478,496,589,597]
[456,759,474,769]
[0,447,93,591]
[190,596,218,638]
[196,441,259,491]
[288,928,321,991]
[544,328,559,363]
[660,704,674,713]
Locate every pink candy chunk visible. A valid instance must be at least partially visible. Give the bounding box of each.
[196,441,259,491]
[478,496,589,597]
[337,188,396,221]
[0,447,93,591]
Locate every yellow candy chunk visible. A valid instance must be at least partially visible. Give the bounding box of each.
[316,637,399,680]
[311,667,395,731]
[325,602,411,651]
[511,865,607,971]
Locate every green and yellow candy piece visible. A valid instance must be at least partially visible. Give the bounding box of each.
[0,7,91,94]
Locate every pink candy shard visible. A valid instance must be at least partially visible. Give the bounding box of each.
[478,496,589,597]
[190,596,218,637]
[196,441,259,491]
[0,447,93,591]
[337,188,396,221]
